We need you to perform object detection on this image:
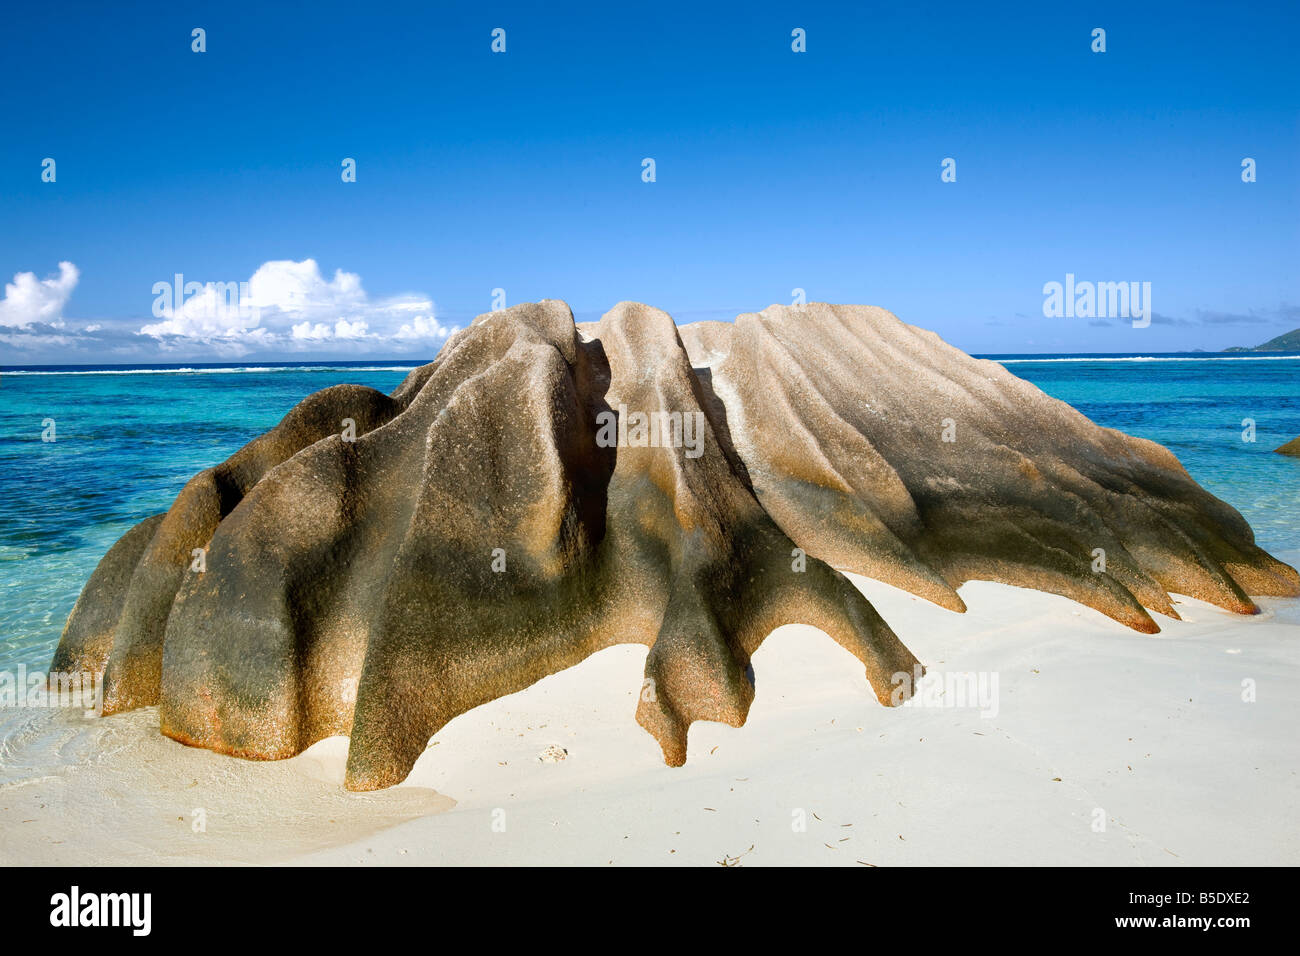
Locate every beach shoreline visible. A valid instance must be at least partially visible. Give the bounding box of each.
[4,555,1297,867]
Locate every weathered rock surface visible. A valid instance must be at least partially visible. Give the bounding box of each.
[1276,436,1300,457]
[52,301,1299,789]
[679,305,1299,631]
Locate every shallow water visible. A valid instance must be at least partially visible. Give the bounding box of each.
[0,365,418,670]
[998,355,1300,549]
[0,355,1296,672]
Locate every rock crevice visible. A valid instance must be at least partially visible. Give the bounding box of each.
[53,301,1299,789]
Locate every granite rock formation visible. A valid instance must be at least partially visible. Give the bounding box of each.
[52,301,1300,789]
[679,306,1298,631]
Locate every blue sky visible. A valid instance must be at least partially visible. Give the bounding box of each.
[1,0,1297,363]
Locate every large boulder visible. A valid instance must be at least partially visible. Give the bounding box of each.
[52,301,1299,789]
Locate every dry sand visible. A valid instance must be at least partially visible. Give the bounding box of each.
[3,553,1298,866]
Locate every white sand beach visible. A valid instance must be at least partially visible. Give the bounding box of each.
[3,554,1298,867]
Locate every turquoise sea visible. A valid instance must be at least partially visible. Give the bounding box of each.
[2,353,1298,672]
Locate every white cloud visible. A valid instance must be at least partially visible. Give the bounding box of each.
[333,318,371,339]
[135,258,447,352]
[395,313,456,340]
[1,259,457,359]
[248,259,366,317]
[140,282,256,338]
[291,321,333,341]
[0,261,79,329]
[291,317,372,340]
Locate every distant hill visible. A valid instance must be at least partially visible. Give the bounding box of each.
[1224,328,1300,352]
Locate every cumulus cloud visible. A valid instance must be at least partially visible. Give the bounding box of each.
[137,259,444,353]
[290,321,333,341]
[250,259,367,317]
[395,313,456,340]
[0,261,79,329]
[0,259,457,360]
[291,317,373,340]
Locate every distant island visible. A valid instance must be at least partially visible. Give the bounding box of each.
[1224,328,1300,352]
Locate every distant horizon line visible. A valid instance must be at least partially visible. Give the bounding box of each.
[5,349,1300,373]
